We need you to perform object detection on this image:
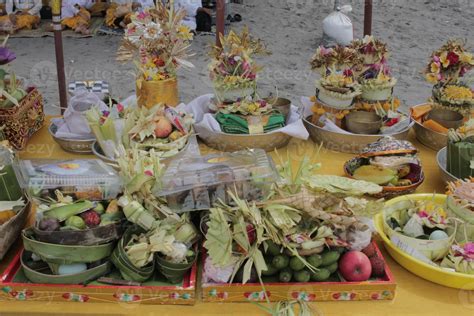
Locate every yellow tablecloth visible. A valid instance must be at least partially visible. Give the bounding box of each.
[1,117,471,316]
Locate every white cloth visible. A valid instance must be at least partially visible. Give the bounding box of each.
[183,94,309,140]
[174,0,201,30]
[53,89,109,139]
[6,0,42,16]
[61,0,93,19]
[138,0,154,9]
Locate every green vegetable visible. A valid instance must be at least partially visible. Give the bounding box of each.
[93,203,105,215]
[307,254,322,268]
[261,263,279,276]
[289,256,305,271]
[294,270,311,282]
[321,251,340,266]
[265,240,281,256]
[333,247,346,254]
[100,211,123,223]
[310,268,331,282]
[44,201,94,222]
[65,216,86,230]
[272,255,289,270]
[325,262,338,274]
[279,268,292,283]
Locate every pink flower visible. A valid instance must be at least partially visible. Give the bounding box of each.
[319,46,331,56]
[116,103,124,113]
[464,242,474,254]
[137,11,148,20]
[418,211,429,218]
[460,66,468,77]
[433,55,440,62]
[447,52,459,65]
[242,61,251,72]
[144,170,154,177]
[259,100,267,108]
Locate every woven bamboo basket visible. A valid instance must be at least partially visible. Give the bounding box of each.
[0,88,44,150]
[0,201,30,260]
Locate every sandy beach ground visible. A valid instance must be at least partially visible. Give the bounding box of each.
[8,0,474,114]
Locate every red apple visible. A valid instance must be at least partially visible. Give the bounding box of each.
[338,251,372,282]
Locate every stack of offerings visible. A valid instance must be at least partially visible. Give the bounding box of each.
[14,159,124,284]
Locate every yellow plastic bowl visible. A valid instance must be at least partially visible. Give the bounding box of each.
[375,193,474,290]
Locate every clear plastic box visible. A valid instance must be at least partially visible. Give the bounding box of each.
[15,159,122,201]
[155,149,278,212]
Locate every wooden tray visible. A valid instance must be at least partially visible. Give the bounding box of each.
[0,248,197,305]
[201,241,396,302]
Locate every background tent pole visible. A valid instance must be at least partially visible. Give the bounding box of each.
[51,0,67,114]
[216,0,225,47]
[364,0,373,36]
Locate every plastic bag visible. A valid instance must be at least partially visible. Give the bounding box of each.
[63,88,107,136]
[322,5,353,46]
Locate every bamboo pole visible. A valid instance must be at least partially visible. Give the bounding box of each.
[216,0,225,47]
[364,0,373,36]
[51,0,67,114]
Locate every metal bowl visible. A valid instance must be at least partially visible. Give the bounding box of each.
[303,116,412,154]
[198,129,291,152]
[345,111,383,134]
[437,147,459,183]
[413,119,447,151]
[92,141,119,170]
[49,122,95,154]
[427,108,464,129]
[265,97,291,121]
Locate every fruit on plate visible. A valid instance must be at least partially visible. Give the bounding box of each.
[65,216,86,230]
[154,116,173,138]
[353,165,398,185]
[294,269,311,282]
[37,199,123,232]
[310,268,331,282]
[369,256,385,277]
[289,256,306,271]
[38,217,61,231]
[321,250,341,266]
[279,268,293,282]
[272,255,290,270]
[345,137,424,190]
[307,254,323,268]
[80,210,101,228]
[339,251,372,282]
[361,243,377,258]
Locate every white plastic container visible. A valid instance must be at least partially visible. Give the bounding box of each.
[155,149,278,212]
[15,159,122,201]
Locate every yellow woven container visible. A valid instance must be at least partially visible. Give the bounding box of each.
[136,77,179,108]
